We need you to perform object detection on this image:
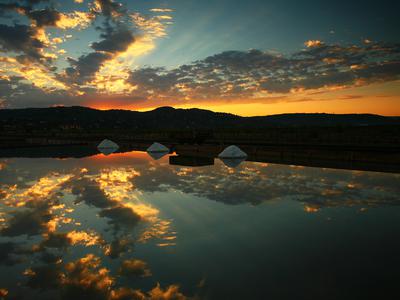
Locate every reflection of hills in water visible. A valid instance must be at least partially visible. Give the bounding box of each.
[169,155,215,167]
[1,151,399,210]
[0,146,399,209]
[0,143,398,173]
[0,145,100,158]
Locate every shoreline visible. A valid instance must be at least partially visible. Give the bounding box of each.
[1,142,399,174]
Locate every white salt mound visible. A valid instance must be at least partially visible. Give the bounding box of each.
[97,139,119,149]
[147,142,169,153]
[218,145,247,158]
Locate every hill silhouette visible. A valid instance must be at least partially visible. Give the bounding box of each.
[0,106,399,130]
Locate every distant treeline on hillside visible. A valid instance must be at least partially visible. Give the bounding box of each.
[1,106,399,148]
[1,106,399,131]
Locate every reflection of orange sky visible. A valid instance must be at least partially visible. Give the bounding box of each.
[89,151,153,162]
[86,81,400,116]
[88,151,149,161]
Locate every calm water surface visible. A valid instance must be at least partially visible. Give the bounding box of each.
[0,151,399,300]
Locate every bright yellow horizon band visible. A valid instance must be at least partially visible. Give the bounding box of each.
[87,81,400,116]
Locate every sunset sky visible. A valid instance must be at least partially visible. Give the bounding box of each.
[0,0,399,115]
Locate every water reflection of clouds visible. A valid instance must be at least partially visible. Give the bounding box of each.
[0,152,399,298]
[131,160,400,209]
[0,157,191,299]
[0,172,74,237]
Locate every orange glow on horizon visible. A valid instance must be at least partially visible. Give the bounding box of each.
[86,96,400,117]
[84,81,400,116]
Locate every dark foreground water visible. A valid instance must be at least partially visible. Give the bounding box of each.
[0,151,399,300]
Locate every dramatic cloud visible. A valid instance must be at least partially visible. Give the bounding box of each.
[0,0,178,105]
[0,0,398,110]
[65,52,113,84]
[92,0,125,18]
[0,24,47,64]
[26,8,61,27]
[149,8,174,13]
[91,26,135,53]
[1,40,400,108]
[0,1,91,29]
[60,1,137,86]
[0,73,73,107]
[304,40,324,48]
[99,206,141,230]
[119,259,151,278]
[126,42,400,104]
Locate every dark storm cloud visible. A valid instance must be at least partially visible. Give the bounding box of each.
[0,203,53,237]
[91,26,135,53]
[94,0,125,18]
[0,2,58,27]
[0,24,47,63]
[130,67,181,93]
[99,206,141,230]
[64,52,112,84]
[26,8,60,27]
[0,2,68,72]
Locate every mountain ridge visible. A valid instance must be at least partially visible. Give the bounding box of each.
[0,106,399,130]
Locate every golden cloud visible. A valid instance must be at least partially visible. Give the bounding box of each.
[52,37,63,44]
[85,11,173,94]
[304,40,324,48]
[150,8,174,12]
[56,11,94,30]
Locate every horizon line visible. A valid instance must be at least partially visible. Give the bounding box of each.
[0,105,398,118]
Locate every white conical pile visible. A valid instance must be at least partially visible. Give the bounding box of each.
[218,145,247,158]
[97,139,119,155]
[146,142,169,153]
